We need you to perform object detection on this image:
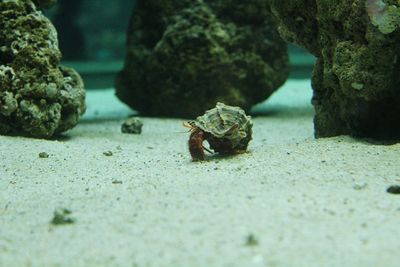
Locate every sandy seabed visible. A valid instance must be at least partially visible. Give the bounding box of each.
[1,79,399,267]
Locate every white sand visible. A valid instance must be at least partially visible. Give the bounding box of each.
[1,79,399,267]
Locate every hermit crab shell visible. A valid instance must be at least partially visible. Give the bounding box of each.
[193,102,253,151]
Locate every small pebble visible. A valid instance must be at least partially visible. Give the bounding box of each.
[103,151,113,156]
[245,234,259,246]
[353,183,368,190]
[39,152,49,158]
[121,117,143,134]
[50,208,75,226]
[387,185,400,194]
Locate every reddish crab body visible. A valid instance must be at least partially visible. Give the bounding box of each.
[185,102,253,161]
[188,125,208,161]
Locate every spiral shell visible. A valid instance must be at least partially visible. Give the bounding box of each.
[193,102,253,152]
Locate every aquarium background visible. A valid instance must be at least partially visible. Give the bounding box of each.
[44,0,314,88]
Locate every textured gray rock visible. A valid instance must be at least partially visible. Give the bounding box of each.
[116,0,289,118]
[121,117,143,134]
[269,0,400,139]
[0,0,85,138]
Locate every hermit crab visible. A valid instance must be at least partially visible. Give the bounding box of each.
[184,102,253,161]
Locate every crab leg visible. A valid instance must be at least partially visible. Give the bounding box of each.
[188,130,206,161]
[202,145,214,154]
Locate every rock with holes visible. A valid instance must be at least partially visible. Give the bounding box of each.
[0,0,85,138]
[269,0,400,139]
[116,0,289,118]
[121,117,143,134]
[186,102,253,161]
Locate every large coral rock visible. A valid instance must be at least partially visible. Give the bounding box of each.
[116,0,289,118]
[0,0,85,138]
[269,0,400,139]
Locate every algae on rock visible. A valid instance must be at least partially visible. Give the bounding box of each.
[0,0,85,138]
[116,0,289,118]
[269,0,400,138]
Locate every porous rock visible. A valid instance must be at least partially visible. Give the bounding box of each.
[269,0,400,139]
[121,117,143,134]
[0,0,85,138]
[116,0,289,118]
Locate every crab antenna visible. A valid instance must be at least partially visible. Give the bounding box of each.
[182,121,196,131]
